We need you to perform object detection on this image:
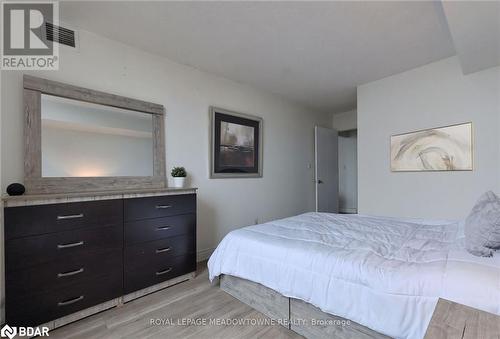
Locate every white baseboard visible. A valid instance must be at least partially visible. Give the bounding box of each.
[197,247,215,262]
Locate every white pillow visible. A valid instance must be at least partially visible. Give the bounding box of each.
[465,191,500,257]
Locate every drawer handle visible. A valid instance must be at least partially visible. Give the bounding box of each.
[58,267,84,278]
[156,267,172,276]
[57,241,84,249]
[156,247,171,254]
[155,205,172,209]
[58,295,84,306]
[156,226,171,231]
[57,213,84,220]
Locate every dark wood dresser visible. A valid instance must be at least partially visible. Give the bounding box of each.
[3,188,197,329]
[123,194,196,294]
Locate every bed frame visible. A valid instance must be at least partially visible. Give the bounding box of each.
[220,274,391,339]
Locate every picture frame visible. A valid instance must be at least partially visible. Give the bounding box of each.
[390,122,473,172]
[210,106,263,178]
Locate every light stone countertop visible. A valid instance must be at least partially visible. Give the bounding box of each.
[2,187,198,207]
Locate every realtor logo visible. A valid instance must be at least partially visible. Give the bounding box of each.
[0,324,49,338]
[1,1,59,69]
[0,325,16,339]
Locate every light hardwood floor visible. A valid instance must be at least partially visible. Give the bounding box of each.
[49,262,302,339]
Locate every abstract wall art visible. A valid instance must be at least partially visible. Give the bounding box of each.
[210,107,263,178]
[390,122,472,171]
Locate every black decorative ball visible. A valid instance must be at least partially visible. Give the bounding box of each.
[7,183,25,196]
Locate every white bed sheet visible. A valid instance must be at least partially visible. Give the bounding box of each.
[207,212,500,339]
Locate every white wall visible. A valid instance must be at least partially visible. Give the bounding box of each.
[1,30,329,266]
[358,57,500,219]
[332,109,357,131]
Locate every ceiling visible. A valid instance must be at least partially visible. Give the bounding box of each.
[60,1,458,113]
[441,1,500,75]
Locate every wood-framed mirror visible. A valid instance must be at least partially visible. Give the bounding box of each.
[23,75,166,194]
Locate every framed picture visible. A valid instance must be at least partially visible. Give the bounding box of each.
[390,122,473,171]
[210,106,263,178]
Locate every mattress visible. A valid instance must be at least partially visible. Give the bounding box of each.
[207,212,500,339]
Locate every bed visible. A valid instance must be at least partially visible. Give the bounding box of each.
[208,212,500,339]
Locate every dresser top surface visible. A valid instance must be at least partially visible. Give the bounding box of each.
[2,187,198,207]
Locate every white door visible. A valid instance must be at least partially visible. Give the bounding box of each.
[315,126,339,213]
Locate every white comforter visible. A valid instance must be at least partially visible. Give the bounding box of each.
[207,212,500,339]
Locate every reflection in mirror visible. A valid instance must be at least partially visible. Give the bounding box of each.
[41,94,154,177]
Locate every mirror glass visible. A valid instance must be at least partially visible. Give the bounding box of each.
[41,94,154,177]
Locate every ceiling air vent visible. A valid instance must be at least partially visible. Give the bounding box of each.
[45,22,76,48]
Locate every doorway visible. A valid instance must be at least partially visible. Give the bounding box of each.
[338,129,357,214]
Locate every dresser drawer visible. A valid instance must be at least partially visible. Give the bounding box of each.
[124,213,195,245]
[6,224,123,272]
[6,272,122,327]
[124,194,196,221]
[6,248,122,297]
[4,199,123,240]
[124,254,196,294]
[125,235,195,269]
